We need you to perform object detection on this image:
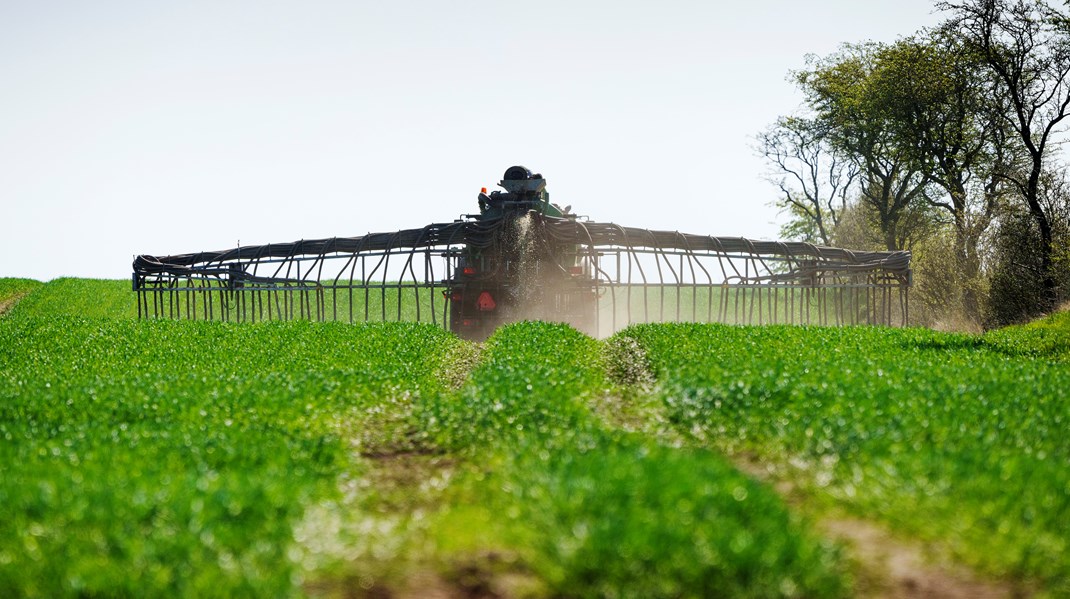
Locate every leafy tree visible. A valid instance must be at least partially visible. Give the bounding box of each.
[867,34,1018,321]
[938,0,1070,311]
[988,162,1070,324]
[796,44,935,251]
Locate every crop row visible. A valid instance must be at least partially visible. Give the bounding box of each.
[620,321,1070,593]
[7,277,1067,596]
[416,321,847,598]
[4,280,849,597]
[0,312,462,597]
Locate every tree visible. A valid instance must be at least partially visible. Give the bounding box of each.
[938,0,1070,311]
[867,34,1018,321]
[797,44,934,251]
[987,163,1070,323]
[757,115,858,246]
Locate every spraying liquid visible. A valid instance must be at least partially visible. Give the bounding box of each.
[509,212,541,322]
[506,211,600,335]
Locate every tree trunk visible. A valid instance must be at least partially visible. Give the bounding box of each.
[1026,164,1058,312]
[883,221,899,252]
[949,183,983,325]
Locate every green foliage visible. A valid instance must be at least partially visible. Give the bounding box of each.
[4,286,847,597]
[498,440,846,598]
[9,278,138,319]
[777,200,826,245]
[622,322,1070,592]
[795,43,939,252]
[775,33,1014,323]
[987,177,1070,326]
[426,321,847,598]
[0,278,41,308]
[939,0,1070,311]
[422,321,603,450]
[983,310,1070,359]
[0,315,460,597]
[11,276,1070,595]
[7,278,449,324]
[908,225,989,330]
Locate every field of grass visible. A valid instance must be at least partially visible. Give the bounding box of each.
[136,282,451,325]
[3,276,1067,597]
[9,278,137,319]
[594,283,904,334]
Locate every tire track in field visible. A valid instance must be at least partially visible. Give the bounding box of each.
[599,335,1017,599]
[729,454,1018,599]
[309,323,850,597]
[296,339,487,599]
[426,323,846,598]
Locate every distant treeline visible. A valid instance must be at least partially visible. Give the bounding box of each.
[760,0,1070,329]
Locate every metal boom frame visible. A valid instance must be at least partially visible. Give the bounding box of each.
[133,215,911,335]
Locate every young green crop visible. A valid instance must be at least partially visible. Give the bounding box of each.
[6,276,447,324]
[982,310,1070,359]
[422,321,848,598]
[2,280,850,597]
[0,278,41,309]
[0,313,462,597]
[621,322,1070,594]
[12,276,1064,595]
[7,278,137,320]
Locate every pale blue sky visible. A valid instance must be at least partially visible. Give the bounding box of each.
[1,1,942,280]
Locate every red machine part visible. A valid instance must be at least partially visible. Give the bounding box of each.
[476,291,496,311]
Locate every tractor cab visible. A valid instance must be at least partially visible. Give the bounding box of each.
[475,165,564,221]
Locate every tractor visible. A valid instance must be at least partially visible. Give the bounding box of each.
[446,166,596,340]
[133,166,912,337]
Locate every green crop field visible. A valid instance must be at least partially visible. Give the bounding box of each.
[620,322,1070,594]
[2,277,1067,597]
[0,278,42,308]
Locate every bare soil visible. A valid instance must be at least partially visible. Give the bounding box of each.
[822,517,1019,599]
[310,450,537,599]
[729,453,1024,598]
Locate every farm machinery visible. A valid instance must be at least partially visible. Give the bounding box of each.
[133,166,912,339]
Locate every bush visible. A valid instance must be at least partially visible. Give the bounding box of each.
[986,209,1070,327]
